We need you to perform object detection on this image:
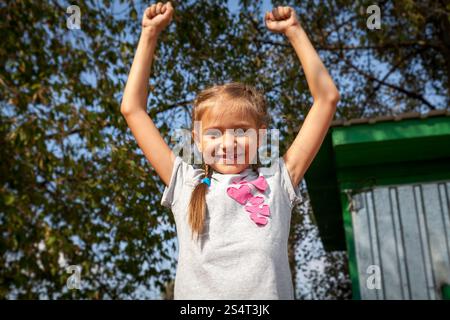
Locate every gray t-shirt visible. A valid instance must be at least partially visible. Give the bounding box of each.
[161,155,303,300]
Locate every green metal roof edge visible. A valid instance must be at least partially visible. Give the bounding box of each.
[332,116,450,146]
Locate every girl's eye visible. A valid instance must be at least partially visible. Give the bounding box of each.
[234,129,247,137]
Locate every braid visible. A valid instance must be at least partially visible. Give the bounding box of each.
[188,161,213,241]
[204,163,213,179]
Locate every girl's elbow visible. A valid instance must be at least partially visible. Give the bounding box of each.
[328,88,340,105]
[318,91,340,107]
[120,105,128,116]
[330,92,340,106]
[120,103,136,117]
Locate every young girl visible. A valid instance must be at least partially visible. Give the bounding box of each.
[121,2,340,300]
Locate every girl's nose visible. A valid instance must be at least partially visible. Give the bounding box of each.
[222,130,237,151]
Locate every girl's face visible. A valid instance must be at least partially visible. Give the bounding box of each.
[192,106,266,174]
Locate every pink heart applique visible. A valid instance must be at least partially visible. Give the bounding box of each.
[245,204,270,216]
[226,175,271,227]
[250,212,268,225]
[231,176,268,192]
[248,196,264,205]
[226,184,253,205]
[250,176,268,192]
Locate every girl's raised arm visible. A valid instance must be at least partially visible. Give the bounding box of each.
[121,2,175,187]
[265,6,340,188]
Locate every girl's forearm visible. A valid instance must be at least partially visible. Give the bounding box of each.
[285,26,339,102]
[121,29,159,115]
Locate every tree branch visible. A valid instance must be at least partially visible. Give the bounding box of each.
[148,99,193,118]
[344,57,436,110]
[365,47,428,105]
[326,2,437,111]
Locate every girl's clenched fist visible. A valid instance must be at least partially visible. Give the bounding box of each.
[265,6,301,35]
[142,2,174,36]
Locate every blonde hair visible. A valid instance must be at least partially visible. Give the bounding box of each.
[188,82,270,240]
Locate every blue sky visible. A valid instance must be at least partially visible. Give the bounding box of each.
[229,0,274,14]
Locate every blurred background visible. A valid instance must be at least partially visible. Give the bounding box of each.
[1,0,448,299]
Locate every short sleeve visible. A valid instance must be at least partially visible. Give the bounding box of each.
[278,157,303,208]
[160,156,186,209]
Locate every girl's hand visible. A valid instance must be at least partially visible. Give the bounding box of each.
[142,2,174,37]
[265,6,301,36]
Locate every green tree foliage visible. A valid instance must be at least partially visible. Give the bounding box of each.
[1,0,448,299]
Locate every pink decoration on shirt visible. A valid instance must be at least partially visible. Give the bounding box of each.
[226,175,271,226]
[249,212,268,225]
[248,196,264,205]
[233,175,268,191]
[226,184,253,205]
[245,203,270,216]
